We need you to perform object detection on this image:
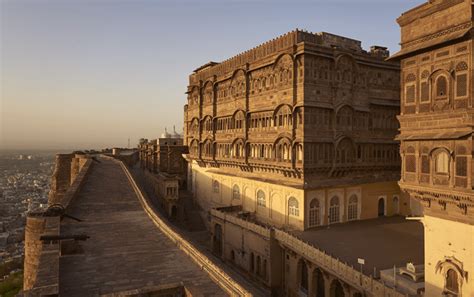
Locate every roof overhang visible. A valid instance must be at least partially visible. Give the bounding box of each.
[388,25,471,61]
[395,130,472,141]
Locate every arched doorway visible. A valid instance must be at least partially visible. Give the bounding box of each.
[312,268,325,297]
[378,197,385,217]
[297,259,309,294]
[171,205,177,219]
[213,224,222,257]
[330,280,345,297]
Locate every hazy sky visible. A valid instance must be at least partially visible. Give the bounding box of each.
[1,0,423,150]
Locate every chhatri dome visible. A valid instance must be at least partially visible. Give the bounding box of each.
[160,126,182,139]
[160,127,171,139]
[171,126,181,139]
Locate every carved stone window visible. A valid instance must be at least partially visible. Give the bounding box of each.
[435,76,448,99]
[435,151,450,174]
[329,196,340,224]
[294,144,303,162]
[257,190,266,207]
[405,146,416,173]
[455,61,468,99]
[232,185,240,200]
[213,180,220,193]
[336,138,355,164]
[405,73,417,104]
[406,85,416,104]
[309,199,320,227]
[420,70,430,103]
[421,155,430,174]
[456,156,467,177]
[348,194,358,221]
[288,197,299,217]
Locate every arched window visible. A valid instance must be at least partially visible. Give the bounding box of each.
[348,194,358,220]
[446,269,459,295]
[213,180,220,193]
[436,151,450,174]
[232,185,240,200]
[436,76,448,98]
[190,140,199,157]
[295,144,303,162]
[329,196,340,224]
[309,199,321,227]
[405,146,416,173]
[299,260,308,292]
[393,196,400,214]
[250,252,255,273]
[257,190,266,207]
[288,197,299,217]
[330,279,345,297]
[456,62,468,98]
[256,256,261,276]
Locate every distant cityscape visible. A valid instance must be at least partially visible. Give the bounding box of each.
[0,151,55,263]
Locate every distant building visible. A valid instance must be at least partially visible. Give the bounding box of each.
[138,127,188,217]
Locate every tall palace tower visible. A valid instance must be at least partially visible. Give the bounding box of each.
[183,30,404,231]
[390,0,473,295]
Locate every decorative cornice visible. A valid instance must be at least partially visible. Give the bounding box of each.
[401,21,472,50]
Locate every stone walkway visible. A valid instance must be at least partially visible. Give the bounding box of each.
[130,166,270,297]
[59,158,227,296]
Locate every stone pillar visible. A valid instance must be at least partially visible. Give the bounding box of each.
[308,267,315,297]
[323,275,332,297]
[23,215,46,291]
[49,153,74,205]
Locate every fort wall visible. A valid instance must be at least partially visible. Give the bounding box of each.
[23,155,94,295]
[116,158,253,296]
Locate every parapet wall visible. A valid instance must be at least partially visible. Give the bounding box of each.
[274,230,406,297]
[210,207,407,297]
[117,158,252,296]
[23,154,93,296]
[48,153,90,205]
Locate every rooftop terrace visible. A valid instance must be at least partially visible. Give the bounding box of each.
[291,216,424,275]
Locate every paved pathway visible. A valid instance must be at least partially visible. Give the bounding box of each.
[59,158,227,296]
[130,166,270,297]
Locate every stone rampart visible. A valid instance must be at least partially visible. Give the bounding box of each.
[117,159,252,297]
[23,155,94,296]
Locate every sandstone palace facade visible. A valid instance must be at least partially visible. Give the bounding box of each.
[182,30,428,297]
[390,0,474,296]
[183,30,408,231]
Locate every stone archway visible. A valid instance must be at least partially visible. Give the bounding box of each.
[378,197,385,217]
[297,259,309,294]
[330,279,345,297]
[312,268,325,297]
